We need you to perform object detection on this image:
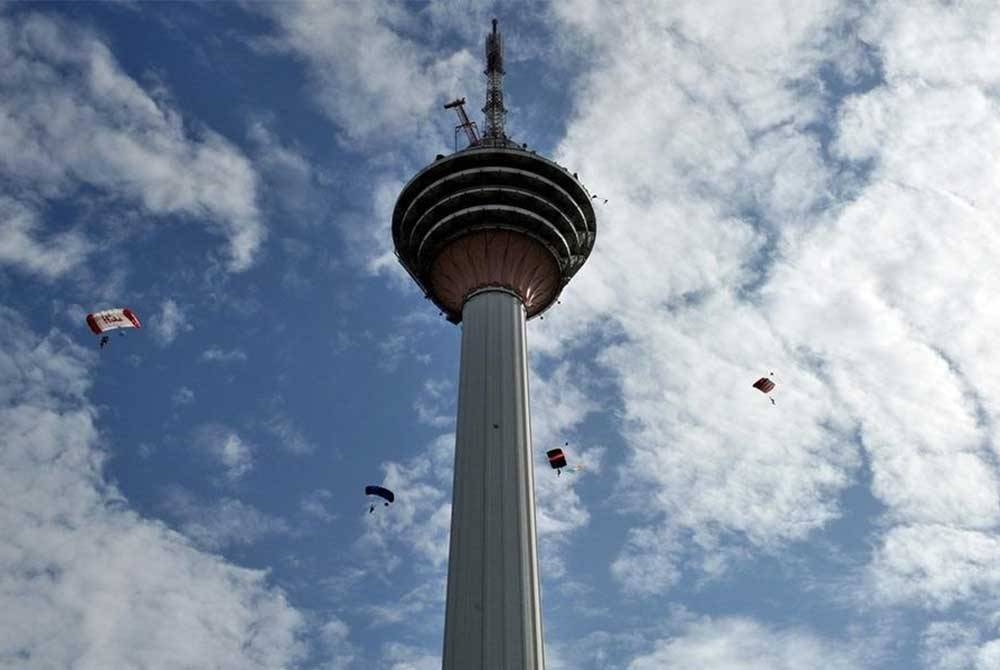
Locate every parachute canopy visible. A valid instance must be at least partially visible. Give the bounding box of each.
[87,308,141,335]
[752,377,776,394]
[546,448,567,470]
[365,485,395,504]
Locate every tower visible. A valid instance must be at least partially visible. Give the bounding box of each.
[391,19,596,670]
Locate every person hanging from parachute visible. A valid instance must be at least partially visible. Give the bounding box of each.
[366,485,395,514]
[86,308,142,349]
[752,372,778,405]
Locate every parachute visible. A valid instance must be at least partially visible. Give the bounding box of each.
[752,373,777,404]
[547,444,568,475]
[87,308,141,349]
[87,308,141,334]
[366,485,395,503]
[366,485,395,513]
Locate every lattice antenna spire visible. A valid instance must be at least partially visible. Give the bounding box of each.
[483,18,506,143]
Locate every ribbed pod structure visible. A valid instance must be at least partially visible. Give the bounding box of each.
[392,147,596,323]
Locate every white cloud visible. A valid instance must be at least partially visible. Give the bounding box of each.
[0,305,304,668]
[200,346,248,363]
[265,412,317,455]
[259,1,478,150]
[920,621,1000,670]
[546,627,651,670]
[365,433,454,571]
[172,385,195,406]
[0,197,92,279]
[0,12,265,271]
[861,2,1000,89]
[374,310,441,371]
[253,1,487,276]
[353,433,453,630]
[610,526,684,596]
[595,294,859,595]
[530,4,865,594]
[317,617,357,670]
[976,641,1000,670]
[247,120,333,229]
[627,617,866,670]
[300,489,336,523]
[529,362,602,578]
[366,578,447,628]
[193,423,255,481]
[160,488,290,552]
[868,525,1000,610]
[152,298,192,345]
[413,378,453,428]
[537,0,1000,613]
[921,622,979,670]
[380,641,441,670]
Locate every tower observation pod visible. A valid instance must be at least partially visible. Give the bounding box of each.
[391,19,596,670]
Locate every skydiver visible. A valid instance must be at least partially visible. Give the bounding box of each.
[99,335,109,349]
[369,504,375,514]
[770,397,776,405]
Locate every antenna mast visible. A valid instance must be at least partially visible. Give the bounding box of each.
[483,18,507,145]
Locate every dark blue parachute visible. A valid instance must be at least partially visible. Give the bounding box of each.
[365,485,395,504]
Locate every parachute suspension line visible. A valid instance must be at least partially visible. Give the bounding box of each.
[483,18,506,144]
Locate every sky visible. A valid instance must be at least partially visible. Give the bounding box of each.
[1,1,999,668]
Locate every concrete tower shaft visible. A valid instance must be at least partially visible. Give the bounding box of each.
[443,289,544,668]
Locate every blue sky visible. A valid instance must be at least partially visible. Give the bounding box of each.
[3,1,1000,668]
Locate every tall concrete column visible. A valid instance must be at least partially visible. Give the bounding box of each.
[442,289,545,670]
[392,22,596,669]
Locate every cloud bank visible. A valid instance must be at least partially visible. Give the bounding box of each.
[0,11,265,274]
[0,305,304,668]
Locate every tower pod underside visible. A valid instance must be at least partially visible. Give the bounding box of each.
[392,147,596,322]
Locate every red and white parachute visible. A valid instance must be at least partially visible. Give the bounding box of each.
[86,308,142,335]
